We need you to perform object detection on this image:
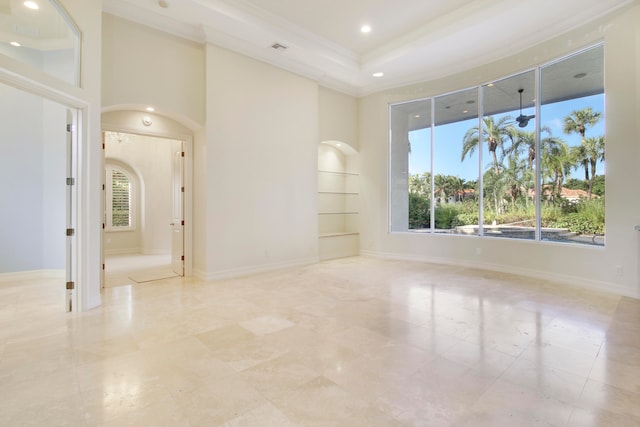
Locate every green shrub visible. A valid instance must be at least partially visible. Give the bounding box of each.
[548,198,605,234]
[453,212,478,227]
[434,204,460,229]
[409,193,430,229]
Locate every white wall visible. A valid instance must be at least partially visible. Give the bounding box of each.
[0,84,44,273]
[204,44,319,278]
[102,14,205,126]
[105,134,176,255]
[319,86,359,149]
[0,78,68,276]
[358,4,640,298]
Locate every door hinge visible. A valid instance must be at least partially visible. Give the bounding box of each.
[102,184,105,191]
[181,220,185,226]
[66,177,75,186]
[67,124,75,132]
[102,223,105,230]
[181,151,185,157]
[181,186,185,193]
[66,228,75,236]
[102,264,105,270]
[102,143,105,150]
[66,281,75,290]
[181,255,184,261]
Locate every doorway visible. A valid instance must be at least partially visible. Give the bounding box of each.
[102,131,185,287]
[0,82,79,309]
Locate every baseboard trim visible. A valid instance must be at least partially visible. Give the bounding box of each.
[0,269,65,282]
[360,250,637,298]
[201,256,319,281]
[104,248,140,256]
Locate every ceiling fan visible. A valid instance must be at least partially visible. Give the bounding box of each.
[514,88,535,128]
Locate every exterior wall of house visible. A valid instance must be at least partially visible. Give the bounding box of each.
[358,4,640,298]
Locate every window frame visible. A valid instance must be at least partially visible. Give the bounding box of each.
[388,43,605,246]
[105,164,136,232]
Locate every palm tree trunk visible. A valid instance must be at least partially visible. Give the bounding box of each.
[588,158,597,199]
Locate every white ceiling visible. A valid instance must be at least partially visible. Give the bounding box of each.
[104,0,632,96]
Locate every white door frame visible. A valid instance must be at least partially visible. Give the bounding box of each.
[100,122,194,282]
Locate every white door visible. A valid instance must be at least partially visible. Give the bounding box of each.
[65,110,78,311]
[171,143,184,276]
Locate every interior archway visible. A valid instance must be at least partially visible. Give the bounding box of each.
[101,109,195,287]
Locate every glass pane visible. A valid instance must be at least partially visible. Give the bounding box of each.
[481,71,536,240]
[0,0,80,86]
[390,99,432,232]
[433,88,478,234]
[540,45,604,246]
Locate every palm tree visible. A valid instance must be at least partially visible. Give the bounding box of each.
[540,136,571,200]
[499,153,529,206]
[433,174,449,203]
[448,176,465,202]
[461,116,516,175]
[570,136,605,199]
[421,171,431,198]
[409,172,431,197]
[563,108,603,198]
[563,108,601,139]
[510,130,536,169]
[483,168,507,217]
[584,136,605,198]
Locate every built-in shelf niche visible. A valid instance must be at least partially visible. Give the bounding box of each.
[318,141,359,260]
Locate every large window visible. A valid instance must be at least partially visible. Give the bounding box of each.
[105,165,135,231]
[390,45,605,246]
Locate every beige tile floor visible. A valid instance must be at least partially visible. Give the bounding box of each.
[0,257,639,426]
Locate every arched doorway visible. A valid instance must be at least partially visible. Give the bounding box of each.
[101,110,194,287]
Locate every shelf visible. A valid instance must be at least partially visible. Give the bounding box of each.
[319,232,359,238]
[317,144,359,260]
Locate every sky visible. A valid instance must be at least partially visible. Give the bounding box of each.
[408,94,605,182]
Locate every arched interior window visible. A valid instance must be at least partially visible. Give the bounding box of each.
[1,0,81,86]
[105,165,135,230]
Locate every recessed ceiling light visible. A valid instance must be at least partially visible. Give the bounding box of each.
[414,115,421,118]
[336,143,342,147]
[487,83,494,87]
[146,107,155,112]
[10,41,21,47]
[463,110,469,114]
[372,72,384,78]
[361,25,371,33]
[23,1,39,9]
[158,0,169,8]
